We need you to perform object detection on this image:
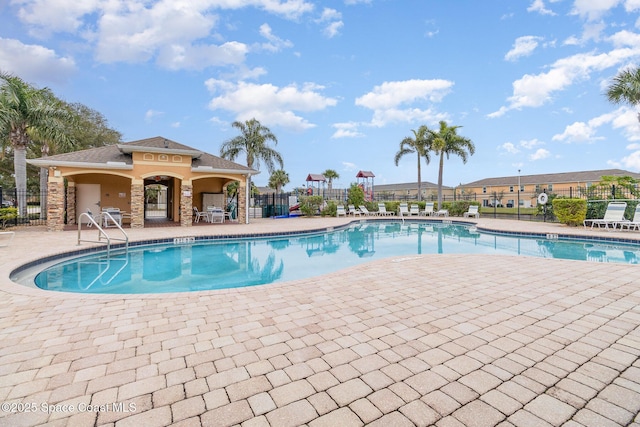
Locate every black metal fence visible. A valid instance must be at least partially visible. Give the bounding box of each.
[0,187,47,227]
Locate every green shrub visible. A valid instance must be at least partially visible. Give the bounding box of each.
[322,200,337,217]
[0,207,17,228]
[347,183,365,207]
[300,195,324,217]
[552,198,586,226]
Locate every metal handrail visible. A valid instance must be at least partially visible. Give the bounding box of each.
[78,212,129,256]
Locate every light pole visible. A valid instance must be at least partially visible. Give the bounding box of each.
[517,169,521,220]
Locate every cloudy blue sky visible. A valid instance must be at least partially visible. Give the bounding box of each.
[2,0,640,189]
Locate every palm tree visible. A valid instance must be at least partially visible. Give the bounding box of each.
[220,118,283,172]
[430,121,475,209]
[394,125,431,201]
[606,67,640,122]
[0,73,75,217]
[268,169,289,193]
[322,169,339,198]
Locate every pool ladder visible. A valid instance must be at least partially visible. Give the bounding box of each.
[78,212,129,257]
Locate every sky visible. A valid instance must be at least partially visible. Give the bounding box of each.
[3,0,640,190]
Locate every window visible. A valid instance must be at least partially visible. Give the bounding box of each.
[520,185,524,192]
[535,184,541,192]
[482,186,487,194]
[548,184,553,192]
[509,186,514,192]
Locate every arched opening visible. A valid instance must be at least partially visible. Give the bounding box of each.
[144,175,175,222]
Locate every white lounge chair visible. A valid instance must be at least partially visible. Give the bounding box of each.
[359,205,373,216]
[348,205,361,216]
[410,204,420,216]
[421,202,435,216]
[398,203,409,217]
[463,205,480,218]
[584,201,627,230]
[377,203,394,216]
[336,205,347,217]
[619,204,640,231]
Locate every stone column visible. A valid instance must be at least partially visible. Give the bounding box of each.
[130,180,144,229]
[66,181,76,225]
[47,176,65,232]
[237,182,247,224]
[180,182,193,227]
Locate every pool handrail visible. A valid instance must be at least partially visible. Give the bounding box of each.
[78,212,129,257]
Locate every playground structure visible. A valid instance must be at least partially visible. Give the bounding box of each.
[305,174,327,196]
[356,171,375,201]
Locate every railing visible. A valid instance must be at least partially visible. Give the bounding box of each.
[77,212,129,257]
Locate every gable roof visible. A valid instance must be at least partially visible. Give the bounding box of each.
[27,136,258,174]
[462,169,640,187]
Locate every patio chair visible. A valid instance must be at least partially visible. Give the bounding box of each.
[347,205,361,216]
[410,204,420,215]
[463,205,480,219]
[193,207,209,223]
[420,202,435,216]
[377,203,394,216]
[359,205,373,216]
[85,208,100,228]
[619,204,640,231]
[336,205,346,217]
[584,201,627,230]
[398,203,409,217]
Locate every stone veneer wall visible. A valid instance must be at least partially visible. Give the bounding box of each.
[47,178,65,232]
[130,182,144,229]
[180,184,193,227]
[66,183,76,225]
[237,184,246,224]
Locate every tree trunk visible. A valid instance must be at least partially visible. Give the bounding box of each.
[13,145,27,218]
[437,153,444,209]
[417,153,422,202]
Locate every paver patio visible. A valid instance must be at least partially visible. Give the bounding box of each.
[1,217,639,426]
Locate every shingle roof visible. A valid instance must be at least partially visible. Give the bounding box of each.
[28,136,256,173]
[462,169,640,187]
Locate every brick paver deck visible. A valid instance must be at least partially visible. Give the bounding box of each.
[1,217,639,426]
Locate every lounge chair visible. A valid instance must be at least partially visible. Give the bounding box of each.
[619,204,640,231]
[434,209,449,217]
[463,205,480,219]
[398,203,409,217]
[348,205,361,216]
[410,204,420,216]
[377,203,394,216]
[420,202,435,216]
[336,205,346,217]
[359,205,373,216]
[584,201,627,230]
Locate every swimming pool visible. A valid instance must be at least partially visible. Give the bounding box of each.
[20,221,640,294]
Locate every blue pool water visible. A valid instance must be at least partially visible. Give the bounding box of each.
[31,221,640,294]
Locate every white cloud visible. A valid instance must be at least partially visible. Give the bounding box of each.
[258,23,293,52]
[530,148,551,160]
[499,142,520,154]
[316,8,343,38]
[331,122,364,139]
[206,79,338,131]
[145,109,164,122]
[0,38,76,83]
[620,149,640,170]
[505,36,543,61]
[570,0,622,21]
[527,0,556,16]
[553,107,640,143]
[342,161,357,171]
[489,38,640,117]
[520,138,545,149]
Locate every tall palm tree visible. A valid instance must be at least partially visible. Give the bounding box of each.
[268,169,289,193]
[606,67,640,122]
[220,118,283,172]
[394,125,431,201]
[322,169,339,198]
[430,121,475,209]
[0,73,75,217]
